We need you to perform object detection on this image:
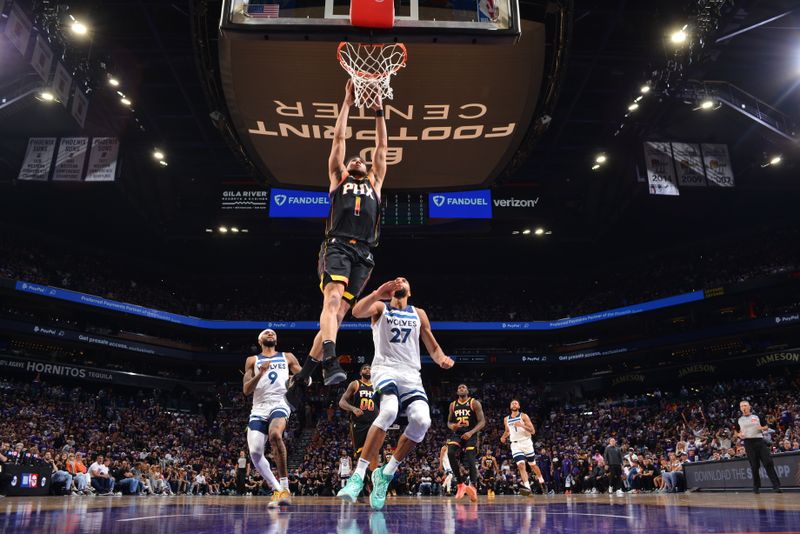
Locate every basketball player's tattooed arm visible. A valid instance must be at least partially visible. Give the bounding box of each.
[338,380,364,417]
[351,279,403,320]
[328,80,355,192]
[417,308,455,369]
[369,93,388,195]
[242,355,268,396]
[500,417,510,444]
[285,352,302,375]
[463,400,486,440]
[521,413,536,436]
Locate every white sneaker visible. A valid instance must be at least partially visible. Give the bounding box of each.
[616,489,624,496]
[608,487,613,494]
[590,488,598,494]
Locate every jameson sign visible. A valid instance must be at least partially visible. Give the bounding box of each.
[755,351,800,368]
[611,373,645,387]
[677,364,716,378]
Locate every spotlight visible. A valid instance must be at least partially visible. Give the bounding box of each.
[241,229,249,233]
[512,230,520,235]
[592,164,601,171]
[634,96,643,103]
[37,91,56,102]
[153,150,164,160]
[120,97,132,106]
[671,28,687,44]
[770,155,782,165]
[108,77,120,87]
[522,229,531,235]
[71,21,88,35]
[595,154,607,164]
[231,227,240,233]
[628,103,639,111]
[694,98,719,111]
[218,226,228,233]
[534,228,545,236]
[205,229,213,233]
[158,160,168,167]
[640,85,651,94]
[700,99,714,110]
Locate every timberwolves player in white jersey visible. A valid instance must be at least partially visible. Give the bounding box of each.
[337,277,454,509]
[242,329,301,506]
[500,399,537,496]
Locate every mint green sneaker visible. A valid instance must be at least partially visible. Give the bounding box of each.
[336,474,364,503]
[370,466,391,510]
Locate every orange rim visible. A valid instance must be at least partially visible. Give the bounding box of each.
[337,42,407,79]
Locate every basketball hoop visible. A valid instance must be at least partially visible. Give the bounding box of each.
[337,42,407,109]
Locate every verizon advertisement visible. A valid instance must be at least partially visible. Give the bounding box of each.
[219,20,545,190]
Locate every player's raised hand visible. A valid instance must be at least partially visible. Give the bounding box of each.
[344,79,355,107]
[500,435,507,444]
[353,408,364,417]
[370,92,383,111]
[375,279,402,300]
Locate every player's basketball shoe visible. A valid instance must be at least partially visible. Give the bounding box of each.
[465,484,478,503]
[455,483,467,500]
[323,358,347,386]
[370,466,391,510]
[284,375,310,411]
[520,485,532,497]
[337,473,364,503]
[267,489,291,507]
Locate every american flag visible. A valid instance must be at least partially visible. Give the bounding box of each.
[246,3,280,18]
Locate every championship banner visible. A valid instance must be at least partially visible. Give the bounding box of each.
[3,3,32,56]
[52,137,89,181]
[672,143,706,187]
[84,137,119,181]
[30,35,54,82]
[701,144,735,187]
[17,137,56,181]
[52,62,73,107]
[643,142,679,196]
[71,88,89,128]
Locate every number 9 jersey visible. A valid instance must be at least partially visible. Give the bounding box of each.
[371,303,422,371]
[250,353,292,425]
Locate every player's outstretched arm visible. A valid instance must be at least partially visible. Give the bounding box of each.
[351,279,403,319]
[285,352,303,375]
[243,355,267,396]
[329,80,355,192]
[338,380,363,416]
[417,308,454,369]
[472,400,487,434]
[369,94,388,195]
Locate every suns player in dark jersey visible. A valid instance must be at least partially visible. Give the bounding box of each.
[447,384,486,502]
[339,365,379,470]
[480,447,499,496]
[286,80,388,410]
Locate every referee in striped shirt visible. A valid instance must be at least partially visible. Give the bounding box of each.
[735,400,782,494]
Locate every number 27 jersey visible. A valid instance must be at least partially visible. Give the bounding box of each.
[371,303,421,371]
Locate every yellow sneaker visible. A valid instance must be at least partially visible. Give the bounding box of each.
[267,490,282,508]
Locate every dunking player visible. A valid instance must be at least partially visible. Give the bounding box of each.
[447,384,486,502]
[339,365,379,487]
[286,80,388,409]
[337,277,454,509]
[242,329,301,506]
[500,399,537,496]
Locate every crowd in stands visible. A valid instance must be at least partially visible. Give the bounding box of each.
[2,226,798,323]
[3,368,798,498]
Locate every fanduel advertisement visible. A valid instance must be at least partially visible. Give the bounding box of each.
[428,190,492,219]
[269,188,331,218]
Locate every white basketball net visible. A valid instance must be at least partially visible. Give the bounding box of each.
[337,42,407,109]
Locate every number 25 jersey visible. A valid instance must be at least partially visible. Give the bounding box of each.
[371,303,421,371]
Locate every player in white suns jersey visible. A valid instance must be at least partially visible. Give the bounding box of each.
[337,277,454,509]
[500,399,538,496]
[243,329,302,506]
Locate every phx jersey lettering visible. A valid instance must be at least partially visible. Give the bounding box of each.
[449,398,479,449]
[326,175,380,247]
[248,353,292,433]
[350,380,378,455]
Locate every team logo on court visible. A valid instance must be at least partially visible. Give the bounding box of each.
[433,195,445,207]
[274,194,287,206]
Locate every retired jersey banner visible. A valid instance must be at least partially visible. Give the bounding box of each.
[643,142,679,196]
[52,138,89,181]
[18,138,56,181]
[71,88,89,128]
[672,143,706,187]
[84,137,119,182]
[30,35,54,82]
[52,62,73,107]
[4,3,32,56]
[702,144,735,187]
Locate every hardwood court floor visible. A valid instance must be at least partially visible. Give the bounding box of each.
[1,493,798,533]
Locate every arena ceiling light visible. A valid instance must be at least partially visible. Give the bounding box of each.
[595,154,607,164]
[640,85,651,94]
[761,155,783,168]
[71,21,88,35]
[522,229,531,235]
[120,97,132,106]
[218,226,229,233]
[694,98,720,111]
[158,160,168,167]
[591,164,601,171]
[108,77,120,87]
[534,228,545,236]
[512,230,520,235]
[628,103,639,111]
[231,227,240,233]
[670,26,688,44]
[205,228,213,233]
[36,91,56,103]
[152,150,164,160]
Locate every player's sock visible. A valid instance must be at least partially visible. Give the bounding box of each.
[354,458,370,479]
[383,456,401,477]
[322,340,337,360]
[294,357,321,382]
[280,477,289,492]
